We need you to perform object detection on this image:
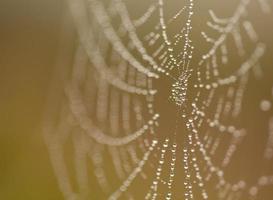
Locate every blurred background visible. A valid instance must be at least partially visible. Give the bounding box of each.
[0,0,64,199]
[0,0,272,199]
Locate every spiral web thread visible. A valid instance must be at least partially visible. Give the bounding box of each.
[43,0,273,199]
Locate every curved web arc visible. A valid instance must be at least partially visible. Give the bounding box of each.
[43,0,273,199]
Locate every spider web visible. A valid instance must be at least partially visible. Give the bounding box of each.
[43,0,273,199]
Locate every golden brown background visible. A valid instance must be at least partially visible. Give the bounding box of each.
[0,0,272,199]
[0,0,64,199]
